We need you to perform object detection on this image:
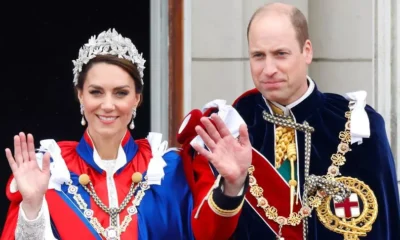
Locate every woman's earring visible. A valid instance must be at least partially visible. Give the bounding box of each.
[129,109,137,130]
[80,104,86,126]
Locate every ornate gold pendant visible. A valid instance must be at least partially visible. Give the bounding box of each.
[316,177,378,240]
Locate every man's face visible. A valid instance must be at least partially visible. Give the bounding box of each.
[248,12,312,105]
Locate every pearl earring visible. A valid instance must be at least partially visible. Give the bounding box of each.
[80,104,86,126]
[129,109,137,130]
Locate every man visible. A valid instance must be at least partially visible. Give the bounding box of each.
[177,2,400,240]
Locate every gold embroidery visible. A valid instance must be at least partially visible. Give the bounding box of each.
[208,191,244,217]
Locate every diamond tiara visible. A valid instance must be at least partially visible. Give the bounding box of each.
[72,28,146,86]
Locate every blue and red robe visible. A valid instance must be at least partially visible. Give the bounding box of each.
[1,130,194,240]
[179,82,400,239]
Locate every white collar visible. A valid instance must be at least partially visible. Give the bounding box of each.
[85,133,128,175]
[93,145,127,175]
[263,76,315,116]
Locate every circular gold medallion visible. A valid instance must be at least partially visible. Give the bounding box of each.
[316,177,378,240]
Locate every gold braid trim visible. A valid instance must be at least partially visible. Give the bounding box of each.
[275,126,296,168]
[207,191,245,217]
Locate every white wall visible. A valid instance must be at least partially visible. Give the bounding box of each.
[191,0,308,109]
[308,0,373,104]
[373,0,400,191]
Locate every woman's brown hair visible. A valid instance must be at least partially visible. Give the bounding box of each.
[74,54,144,104]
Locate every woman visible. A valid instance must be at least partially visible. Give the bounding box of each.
[1,29,194,240]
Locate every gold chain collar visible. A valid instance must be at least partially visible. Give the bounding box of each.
[250,105,355,238]
[65,172,150,240]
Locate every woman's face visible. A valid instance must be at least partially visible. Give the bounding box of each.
[78,62,140,139]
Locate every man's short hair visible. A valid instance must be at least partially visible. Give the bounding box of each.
[246,4,309,52]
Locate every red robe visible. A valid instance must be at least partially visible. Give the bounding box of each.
[2,130,194,240]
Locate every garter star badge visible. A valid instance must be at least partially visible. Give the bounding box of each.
[316,177,378,240]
